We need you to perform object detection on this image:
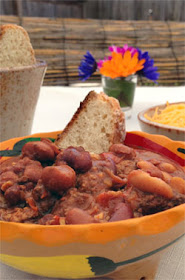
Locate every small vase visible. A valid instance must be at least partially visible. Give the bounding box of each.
[101,75,137,118]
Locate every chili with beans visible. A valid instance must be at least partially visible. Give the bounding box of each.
[0,139,184,225]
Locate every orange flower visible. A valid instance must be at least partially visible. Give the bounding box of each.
[100,51,145,79]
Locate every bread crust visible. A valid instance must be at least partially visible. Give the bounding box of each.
[0,24,29,39]
[55,91,98,144]
[55,91,125,152]
[0,24,36,68]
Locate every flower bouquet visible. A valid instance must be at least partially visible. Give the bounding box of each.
[79,45,159,117]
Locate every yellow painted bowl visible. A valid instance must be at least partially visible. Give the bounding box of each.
[0,131,185,279]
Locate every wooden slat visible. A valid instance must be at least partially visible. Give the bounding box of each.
[1,0,185,21]
[1,16,185,86]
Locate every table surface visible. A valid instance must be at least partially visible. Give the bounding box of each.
[1,85,185,280]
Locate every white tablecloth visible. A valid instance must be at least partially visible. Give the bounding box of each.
[1,86,185,280]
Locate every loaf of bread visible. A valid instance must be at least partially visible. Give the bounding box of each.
[55,91,125,154]
[0,24,36,68]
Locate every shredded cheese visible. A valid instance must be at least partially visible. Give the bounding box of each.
[144,102,185,128]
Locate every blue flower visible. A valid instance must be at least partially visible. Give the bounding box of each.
[137,49,160,82]
[78,51,97,81]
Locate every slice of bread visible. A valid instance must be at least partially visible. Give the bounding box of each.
[55,91,125,154]
[0,24,36,68]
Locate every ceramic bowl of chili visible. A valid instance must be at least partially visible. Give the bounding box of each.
[0,130,185,279]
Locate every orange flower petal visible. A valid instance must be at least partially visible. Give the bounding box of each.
[129,53,139,69]
[123,51,131,65]
[100,50,146,78]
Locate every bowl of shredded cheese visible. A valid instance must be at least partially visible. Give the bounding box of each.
[138,102,185,141]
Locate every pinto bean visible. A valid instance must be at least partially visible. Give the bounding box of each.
[127,170,173,199]
[99,154,118,175]
[92,159,116,174]
[96,191,124,208]
[0,157,20,174]
[169,177,185,194]
[158,162,176,173]
[55,152,66,166]
[41,138,60,156]
[109,203,133,222]
[0,171,18,190]
[0,191,9,208]
[32,182,50,201]
[38,214,60,225]
[137,161,163,178]
[12,157,37,176]
[149,159,161,166]
[41,165,76,194]
[22,141,55,162]
[100,152,121,164]
[109,144,136,159]
[65,208,94,224]
[4,184,22,205]
[24,162,43,183]
[61,147,92,173]
[1,181,14,192]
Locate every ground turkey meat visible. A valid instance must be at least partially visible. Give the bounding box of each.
[77,159,126,195]
[52,189,95,217]
[123,186,185,217]
[0,206,38,223]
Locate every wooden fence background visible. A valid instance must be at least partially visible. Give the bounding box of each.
[1,15,185,86]
[1,0,185,21]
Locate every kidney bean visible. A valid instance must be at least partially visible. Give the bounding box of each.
[169,177,185,194]
[4,184,22,205]
[127,170,173,199]
[137,160,163,179]
[109,203,133,222]
[61,147,92,173]
[22,141,55,162]
[41,165,76,194]
[109,144,136,159]
[65,208,94,224]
